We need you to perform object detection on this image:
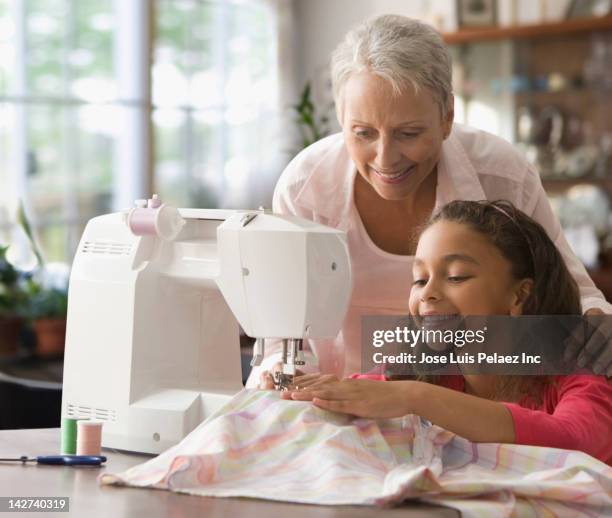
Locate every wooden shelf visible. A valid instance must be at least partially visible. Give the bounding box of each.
[515,88,589,97]
[443,15,612,45]
[514,89,603,105]
[542,177,612,193]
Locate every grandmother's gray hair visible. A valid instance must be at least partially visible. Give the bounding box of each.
[331,14,453,120]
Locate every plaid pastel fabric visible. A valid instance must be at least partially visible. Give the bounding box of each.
[101,390,612,517]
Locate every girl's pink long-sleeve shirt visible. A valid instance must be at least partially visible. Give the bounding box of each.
[502,375,612,465]
[352,373,612,465]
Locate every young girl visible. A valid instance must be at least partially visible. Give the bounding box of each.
[284,200,612,465]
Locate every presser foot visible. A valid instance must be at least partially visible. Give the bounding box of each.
[273,371,294,391]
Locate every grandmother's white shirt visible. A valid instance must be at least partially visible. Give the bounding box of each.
[245,124,611,386]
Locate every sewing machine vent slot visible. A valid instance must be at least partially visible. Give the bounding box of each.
[82,241,132,256]
[67,404,117,422]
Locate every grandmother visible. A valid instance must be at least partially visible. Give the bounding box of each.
[248,14,612,387]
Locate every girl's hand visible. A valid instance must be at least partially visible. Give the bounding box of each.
[286,379,412,419]
[279,373,340,399]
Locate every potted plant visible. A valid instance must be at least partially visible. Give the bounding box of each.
[291,82,331,150]
[0,245,28,355]
[26,281,68,357]
[17,203,69,358]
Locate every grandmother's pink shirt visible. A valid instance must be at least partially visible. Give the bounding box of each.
[245,124,611,387]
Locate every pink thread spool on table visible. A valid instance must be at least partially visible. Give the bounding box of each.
[76,421,103,456]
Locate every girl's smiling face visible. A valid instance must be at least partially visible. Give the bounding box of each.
[409,220,533,317]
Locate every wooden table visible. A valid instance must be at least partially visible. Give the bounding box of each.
[0,429,458,517]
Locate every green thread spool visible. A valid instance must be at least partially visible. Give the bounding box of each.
[61,417,78,454]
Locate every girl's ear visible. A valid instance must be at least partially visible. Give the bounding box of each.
[509,278,534,316]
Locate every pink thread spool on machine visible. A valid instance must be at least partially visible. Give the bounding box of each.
[126,194,185,241]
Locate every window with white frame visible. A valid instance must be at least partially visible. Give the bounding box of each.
[154,0,281,210]
[0,0,282,266]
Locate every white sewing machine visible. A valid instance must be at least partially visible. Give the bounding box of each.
[61,197,351,454]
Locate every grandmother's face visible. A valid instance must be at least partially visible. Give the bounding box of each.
[341,71,453,201]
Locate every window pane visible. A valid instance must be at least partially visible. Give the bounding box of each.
[0,2,14,95]
[37,223,67,263]
[25,0,66,97]
[153,0,280,209]
[25,0,115,99]
[71,0,115,101]
[192,109,225,206]
[24,102,115,253]
[0,102,14,223]
[154,0,220,108]
[154,108,189,205]
[1,0,142,264]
